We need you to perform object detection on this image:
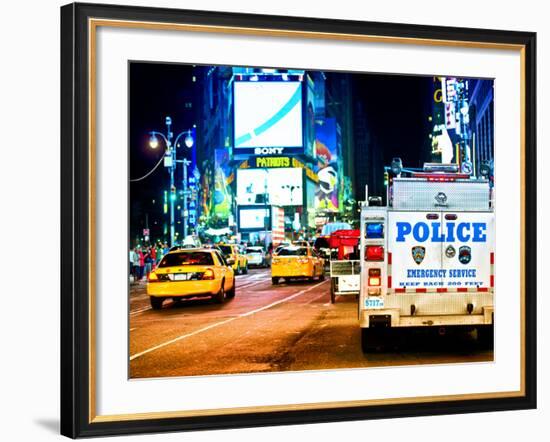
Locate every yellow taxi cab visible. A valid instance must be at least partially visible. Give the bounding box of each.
[271,246,325,284]
[218,243,248,274]
[147,248,235,309]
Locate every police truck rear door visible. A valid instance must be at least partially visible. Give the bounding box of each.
[441,212,494,291]
[388,211,444,292]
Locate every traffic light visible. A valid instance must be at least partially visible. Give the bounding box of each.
[390,157,403,176]
[170,185,177,202]
[384,170,389,186]
[163,190,168,214]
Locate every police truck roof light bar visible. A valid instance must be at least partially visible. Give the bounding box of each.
[412,172,471,181]
[423,163,460,173]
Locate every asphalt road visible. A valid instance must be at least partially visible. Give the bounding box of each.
[129,268,493,379]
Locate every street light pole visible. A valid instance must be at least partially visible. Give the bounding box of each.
[165,117,176,247]
[148,119,194,248]
[182,158,191,239]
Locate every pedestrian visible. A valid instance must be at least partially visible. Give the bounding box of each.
[155,243,163,264]
[144,247,153,279]
[150,245,157,267]
[129,247,136,279]
[162,242,170,257]
[132,247,140,280]
[137,247,145,280]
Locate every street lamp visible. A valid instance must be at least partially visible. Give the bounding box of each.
[184,131,194,148]
[149,134,159,149]
[148,117,195,247]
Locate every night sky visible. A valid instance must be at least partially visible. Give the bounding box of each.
[354,73,432,168]
[129,63,432,243]
[129,62,198,242]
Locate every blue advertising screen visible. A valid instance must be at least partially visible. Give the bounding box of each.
[234,81,303,149]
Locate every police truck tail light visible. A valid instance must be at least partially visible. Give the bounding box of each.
[202,268,215,280]
[147,272,159,282]
[366,246,384,261]
[368,268,381,286]
[366,223,384,238]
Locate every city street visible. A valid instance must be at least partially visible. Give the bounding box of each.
[129,269,493,379]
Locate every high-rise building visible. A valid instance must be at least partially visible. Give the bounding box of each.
[468,79,495,176]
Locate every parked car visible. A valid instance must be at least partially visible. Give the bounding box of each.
[271,246,324,284]
[245,246,269,268]
[147,248,235,309]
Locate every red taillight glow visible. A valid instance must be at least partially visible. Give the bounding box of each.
[368,268,381,286]
[366,246,384,261]
[202,268,215,280]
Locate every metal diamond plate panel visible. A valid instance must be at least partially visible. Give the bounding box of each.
[392,178,490,211]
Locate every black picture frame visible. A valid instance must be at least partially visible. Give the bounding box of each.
[61,2,537,438]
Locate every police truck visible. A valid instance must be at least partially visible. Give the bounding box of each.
[359,162,494,352]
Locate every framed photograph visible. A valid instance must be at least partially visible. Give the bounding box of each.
[60,2,537,438]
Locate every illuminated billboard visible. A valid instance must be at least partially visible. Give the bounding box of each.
[238,206,271,231]
[236,168,303,206]
[233,81,303,153]
[315,118,340,212]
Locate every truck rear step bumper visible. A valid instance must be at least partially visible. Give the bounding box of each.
[360,306,494,328]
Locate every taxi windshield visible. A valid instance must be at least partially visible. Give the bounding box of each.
[218,245,233,256]
[277,247,308,257]
[159,251,214,267]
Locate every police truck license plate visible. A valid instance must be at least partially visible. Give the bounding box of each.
[365,297,384,308]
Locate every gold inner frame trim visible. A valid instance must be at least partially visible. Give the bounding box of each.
[88,17,527,424]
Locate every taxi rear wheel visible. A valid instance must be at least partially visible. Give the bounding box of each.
[150,297,164,310]
[226,279,236,298]
[213,281,225,304]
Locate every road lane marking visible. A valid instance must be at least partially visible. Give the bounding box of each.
[130,279,328,361]
[238,279,269,290]
[130,306,151,316]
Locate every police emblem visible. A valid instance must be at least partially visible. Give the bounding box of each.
[458,246,472,264]
[411,246,426,265]
[445,245,456,258]
[434,192,448,206]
